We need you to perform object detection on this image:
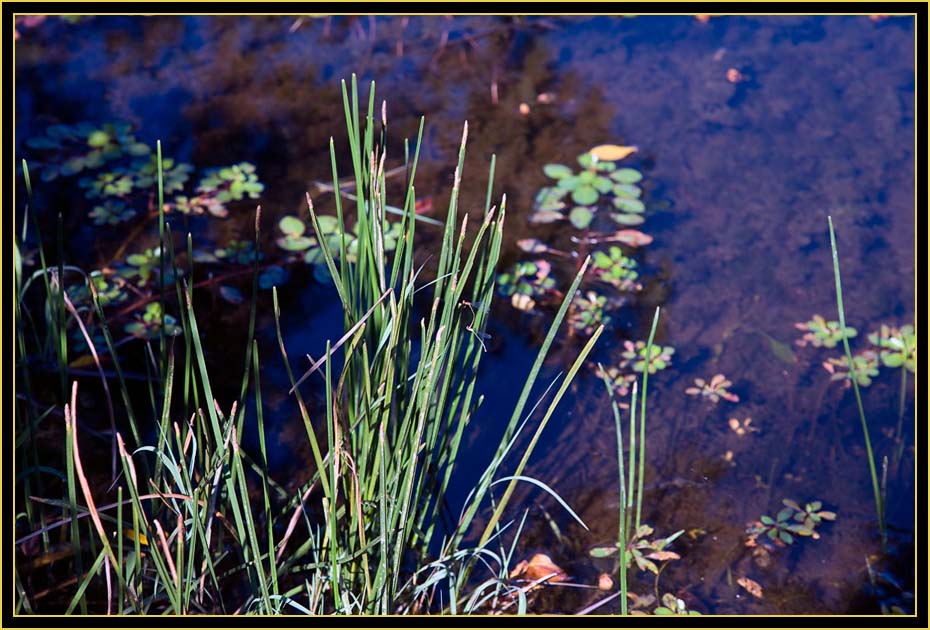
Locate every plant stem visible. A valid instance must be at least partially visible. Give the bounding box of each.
[827,216,884,545]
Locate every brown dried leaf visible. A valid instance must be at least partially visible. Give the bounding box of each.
[737,576,764,598]
[510,553,569,583]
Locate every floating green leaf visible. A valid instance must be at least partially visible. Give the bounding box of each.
[569,206,594,229]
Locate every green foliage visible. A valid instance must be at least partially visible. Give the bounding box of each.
[569,290,611,334]
[497,259,557,311]
[67,271,129,308]
[747,499,836,546]
[591,246,640,291]
[198,162,264,202]
[823,350,880,387]
[123,302,181,339]
[620,340,674,374]
[588,526,684,575]
[79,171,135,198]
[868,324,916,372]
[26,120,262,222]
[795,314,856,348]
[532,149,646,229]
[25,122,150,182]
[123,247,163,285]
[133,155,193,194]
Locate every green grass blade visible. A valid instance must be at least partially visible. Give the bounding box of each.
[828,216,883,540]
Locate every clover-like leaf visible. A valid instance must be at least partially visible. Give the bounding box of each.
[571,185,599,206]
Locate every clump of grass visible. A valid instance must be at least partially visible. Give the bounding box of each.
[15,76,601,615]
[588,307,684,616]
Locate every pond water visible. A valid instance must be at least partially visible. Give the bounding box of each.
[15,15,915,614]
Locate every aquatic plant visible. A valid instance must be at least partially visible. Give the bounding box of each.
[794,314,857,348]
[868,324,916,372]
[496,259,557,311]
[868,323,915,469]
[588,310,686,616]
[79,170,135,199]
[569,290,611,334]
[531,146,645,228]
[595,363,637,400]
[123,302,181,339]
[781,499,837,538]
[685,373,739,403]
[590,525,683,575]
[746,498,835,546]
[197,162,264,203]
[591,246,641,292]
[619,339,674,374]
[122,247,163,285]
[88,200,137,226]
[169,193,225,217]
[67,271,129,308]
[823,350,880,387]
[165,163,265,218]
[132,155,193,194]
[25,121,150,181]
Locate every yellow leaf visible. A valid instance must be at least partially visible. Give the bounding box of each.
[124,528,149,546]
[590,144,638,162]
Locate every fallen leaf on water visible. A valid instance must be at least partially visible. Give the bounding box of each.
[590,144,638,162]
[509,553,568,583]
[737,576,764,598]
